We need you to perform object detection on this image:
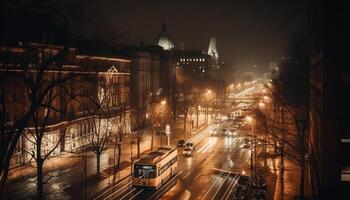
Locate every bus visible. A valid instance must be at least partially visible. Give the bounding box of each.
[132,146,178,189]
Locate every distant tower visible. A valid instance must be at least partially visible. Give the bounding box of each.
[208,37,220,68]
[155,22,175,50]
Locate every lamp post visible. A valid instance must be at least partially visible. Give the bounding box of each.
[161,100,166,147]
[205,89,212,125]
[246,116,255,186]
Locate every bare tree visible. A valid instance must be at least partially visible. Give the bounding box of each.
[0,4,70,197]
[256,32,310,198]
[23,85,77,199]
[177,83,195,139]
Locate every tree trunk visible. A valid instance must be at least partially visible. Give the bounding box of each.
[151,128,154,150]
[183,110,187,138]
[117,144,122,169]
[196,104,199,127]
[137,134,140,159]
[113,146,116,183]
[96,153,101,176]
[37,159,44,200]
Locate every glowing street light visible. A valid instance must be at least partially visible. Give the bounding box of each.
[161,100,166,105]
[258,102,266,109]
[160,99,167,146]
[245,115,253,123]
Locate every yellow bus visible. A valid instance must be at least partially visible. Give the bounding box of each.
[132,146,178,189]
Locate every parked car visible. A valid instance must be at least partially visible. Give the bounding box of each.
[185,142,195,150]
[177,140,186,147]
[251,190,266,200]
[253,176,267,189]
[238,175,250,187]
[234,185,249,200]
[182,147,193,156]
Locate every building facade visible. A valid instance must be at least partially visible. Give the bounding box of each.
[309,0,350,198]
[0,43,132,167]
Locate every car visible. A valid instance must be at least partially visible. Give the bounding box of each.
[238,175,250,187]
[184,142,195,150]
[253,176,267,189]
[234,186,249,200]
[221,128,227,136]
[182,147,193,156]
[251,190,266,200]
[257,140,264,147]
[229,128,238,136]
[211,128,218,136]
[177,140,186,147]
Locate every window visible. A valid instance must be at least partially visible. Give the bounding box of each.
[158,156,177,176]
[134,165,156,179]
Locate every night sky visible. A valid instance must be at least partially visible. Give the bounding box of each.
[60,0,307,75]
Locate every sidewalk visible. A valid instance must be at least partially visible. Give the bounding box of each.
[273,156,313,200]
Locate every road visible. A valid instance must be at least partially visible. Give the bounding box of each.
[94,86,260,200]
[3,85,260,200]
[93,121,251,200]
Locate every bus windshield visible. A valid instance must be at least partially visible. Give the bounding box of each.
[134,165,156,179]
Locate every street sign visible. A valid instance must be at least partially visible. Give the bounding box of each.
[165,124,170,135]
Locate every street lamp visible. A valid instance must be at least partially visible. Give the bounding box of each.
[246,115,255,186]
[160,99,166,146]
[205,89,213,125]
[258,102,266,109]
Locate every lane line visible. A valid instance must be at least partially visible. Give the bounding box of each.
[222,174,239,200]
[103,182,132,200]
[118,187,137,200]
[210,172,231,200]
[147,170,184,200]
[200,170,224,200]
[93,175,131,200]
[129,188,144,200]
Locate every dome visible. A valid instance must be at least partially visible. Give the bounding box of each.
[155,23,175,50]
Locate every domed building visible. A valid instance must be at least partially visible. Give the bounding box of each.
[155,23,175,50]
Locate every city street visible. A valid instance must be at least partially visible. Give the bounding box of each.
[90,86,261,200]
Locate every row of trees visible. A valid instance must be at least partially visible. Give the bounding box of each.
[253,33,310,199]
[175,81,216,139]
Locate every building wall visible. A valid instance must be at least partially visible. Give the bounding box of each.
[309,0,350,197]
[130,51,160,129]
[0,43,132,167]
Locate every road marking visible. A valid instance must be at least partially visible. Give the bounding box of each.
[197,141,212,153]
[92,175,131,200]
[147,171,184,200]
[201,142,215,153]
[183,168,196,179]
[118,187,137,200]
[193,173,201,181]
[222,174,239,200]
[200,170,224,200]
[211,171,232,200]
[129,188,144,200]
[103,181,132,200]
